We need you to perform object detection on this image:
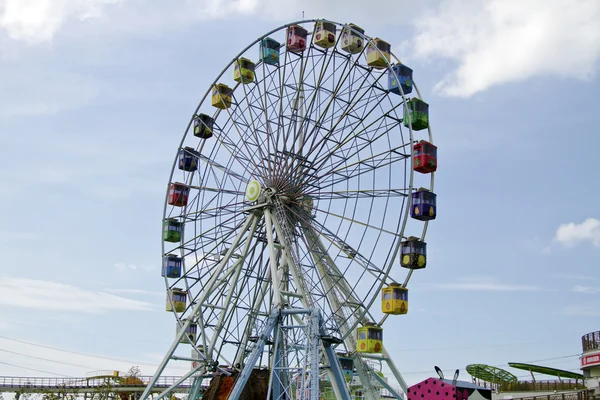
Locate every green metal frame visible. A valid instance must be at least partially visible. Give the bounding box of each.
[466,364,518,383]
[507,363,584,380]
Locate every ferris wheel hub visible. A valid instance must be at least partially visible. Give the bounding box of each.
[245,179,262,202]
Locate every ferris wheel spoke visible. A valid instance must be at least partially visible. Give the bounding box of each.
[307,144,410,192]
[165,222,245,288]
[237,80,280,183]
[190,160,245,215]
[312,204,402,239]
[253,60,287,188]
[235,83,272,176]
[275,48,369,190]
[295,44,370,155]
[277,50,312,156]
[298,59,382,165]
[278,95,396,198]
[200,110,269,185]
[196,153,250,185]
[307,215,391,279]
[311,199,398,288]
[278,39,343,163]
[272,48,294,170]
[182,201,247,222]
[218,97,273,181]
[298,221,376,331]
[187,185,244,196]
[203,215,260,361]
[270,52,320,177]
[186,213,257,326]
[181,215,250,278]
[233,252,274,365]
[269,202,331,315]
[308,88,402,174]
[278,201,371,308]
[210,126,265,182]
[195,133,245,187]
[286,49,362,156]
[272,83,312,184]
[306,188,408,201]
[293,226,353,323]
[258,61,286,185]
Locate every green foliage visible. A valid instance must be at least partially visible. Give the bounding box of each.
[125,366,141,379]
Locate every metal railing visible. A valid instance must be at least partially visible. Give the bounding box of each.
[0,376,194,390]
[475,380,586,392]
[582,331,600,352]
[86,370,121,379]
[507,390,588,400]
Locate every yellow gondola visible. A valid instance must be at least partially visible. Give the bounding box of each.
[211,83,232,109]
[166,287,187,313]
[341,23,365,54]
[234,57,255,84]
[314,21,337,49]
[366,38,391,69]
[356,323,383,353]
[382,283,408,315]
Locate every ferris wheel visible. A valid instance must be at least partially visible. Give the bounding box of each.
[144,19,437,400]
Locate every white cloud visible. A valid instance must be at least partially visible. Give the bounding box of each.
[0,71,103,118]
[0,336,189,378]
[572,285,600,294]
[189,0,430,22]
[0,319,15,331]
[549,273,597,281]
[114,262,154,273]
[559,306,600,317]
[407,0,600,97]
[105,288,163,296]
[0,276,154,312]
[554,218,600,247]
[0,0,432,46]
[0,0,125,43]
[425,275,539,292]
[0,229,39,242]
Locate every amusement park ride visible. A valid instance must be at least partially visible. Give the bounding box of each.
[148,19,437,400]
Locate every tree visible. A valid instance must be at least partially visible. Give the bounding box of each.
[118,366,144,400]
[125,367,141,380]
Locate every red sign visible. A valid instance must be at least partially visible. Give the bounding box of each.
[581,352,600,368]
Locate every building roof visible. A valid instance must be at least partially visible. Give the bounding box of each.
[466,364,518,383]
[507,362,584,380]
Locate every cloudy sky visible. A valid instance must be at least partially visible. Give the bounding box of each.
[1,0,599,391]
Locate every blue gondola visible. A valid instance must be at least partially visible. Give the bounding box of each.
[411,188,437,221]
[260,37,280,66]
[337,354,354,382]
[162,254,182,278]
[178,146,199,172]
[389,63,413,95]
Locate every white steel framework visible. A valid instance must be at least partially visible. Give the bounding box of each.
[147,18,435,400]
